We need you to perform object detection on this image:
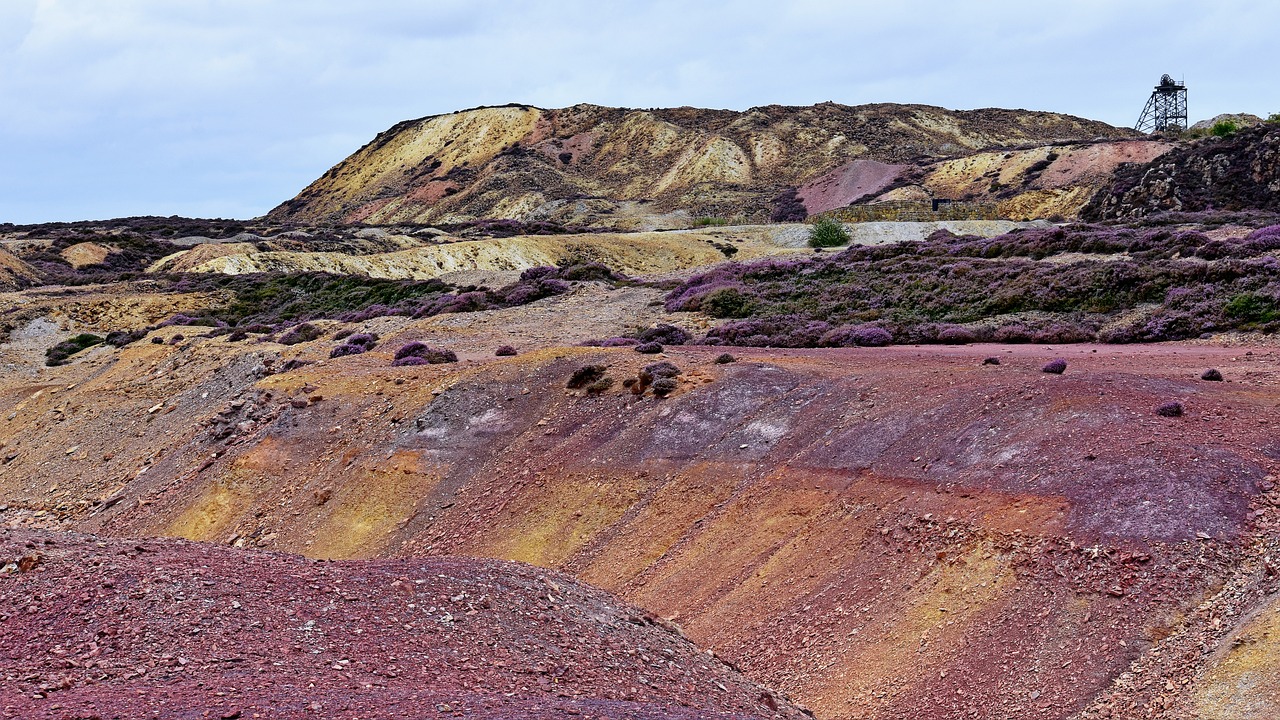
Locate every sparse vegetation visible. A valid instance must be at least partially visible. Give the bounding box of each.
[45,334,105,366]
[495,345,517,356]
[666,223,1280,347]
[693,217,730,227]
[1156,401,1184,417]
[1201,368,1223,381]
[714,353,736,364]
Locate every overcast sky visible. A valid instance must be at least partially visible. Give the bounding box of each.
[2,0,1277,224]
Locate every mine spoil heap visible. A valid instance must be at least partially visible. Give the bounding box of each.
[0,529,807,719]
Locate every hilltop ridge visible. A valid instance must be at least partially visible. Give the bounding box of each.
[268,102,1139,228]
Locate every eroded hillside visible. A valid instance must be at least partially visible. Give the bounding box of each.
[267,103,1138,228]
[2,275,1278,719]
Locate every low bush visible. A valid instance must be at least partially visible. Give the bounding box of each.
[495,345,517,356]
[651,377,679,397]
[567,364,608,389]
[635,342,663,354]
[586,377,615,395]
[1156,401,1184,417]
[808,217,851,248]
[330,332,378,359]
[279,323,323,346]
[1201,368,1223,381]
[820,324,893,348]
[714,352,736,364]
[392,341,456,364]
[1211,120,1239,137]
[1042,358,1068,374]
[983,357,1001,365]
[46,334,105,366]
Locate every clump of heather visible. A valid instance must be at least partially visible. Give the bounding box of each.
[1042,358,1068,374]
[1201,368,1223,381]
[567,365,608,389]
[635,342,663,354]
[820,324,893,348]
[714,353,737,364]
[982,357,1001,365]
[279,323,323,346]
[330,332,378,359]
[1156,401,1184,417]
[495,345,517,356]
[392,341,457,365]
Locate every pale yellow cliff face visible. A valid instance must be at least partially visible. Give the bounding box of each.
[290,106,543,221]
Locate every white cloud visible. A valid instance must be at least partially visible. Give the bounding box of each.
[2,0,1279,222]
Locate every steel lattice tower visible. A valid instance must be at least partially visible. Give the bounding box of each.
[1135,74,1187,133]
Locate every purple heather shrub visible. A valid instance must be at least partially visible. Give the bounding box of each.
[635,324,691,346]
[714,352,737,364]
[495,345,518,356]
[936,325,977,345]
[329,343,367,359]
[992,323,1034,343]
[280,358,312,372]
[391,356,431,367]
[982,357,1001,365]
[1155,401,1184,417]
[1201,368,1224,381]
[706,315,831,348]
[1031,322,1095,344]
[651,377,679,397]
[635,342,664,354]
[278,323,323,346]
[392,341,457,364]
[643,361,681,379]
[519,266,559,282]
[332,328,355,341]
[819,324,893,348]
[345,333,378,349]
[1042,358,1068,374]
[394,341,429,360]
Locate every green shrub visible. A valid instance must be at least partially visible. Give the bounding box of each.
[46,333,105,366]
[700,287,757,318]
[808,217,851,248]
[694,217,730,227]
[1267,113,1280,125]
[1211,120,1239,137]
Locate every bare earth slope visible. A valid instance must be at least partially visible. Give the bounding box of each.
[267,103,1137,227]
[1,281,1277,719]
[0,529,807,720]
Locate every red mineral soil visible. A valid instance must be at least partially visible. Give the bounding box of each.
[796,160,905,215]
[0,529,807,720]
[2,326,1278,719]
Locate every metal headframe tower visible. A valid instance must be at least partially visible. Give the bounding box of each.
[1135,74,1187,133]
